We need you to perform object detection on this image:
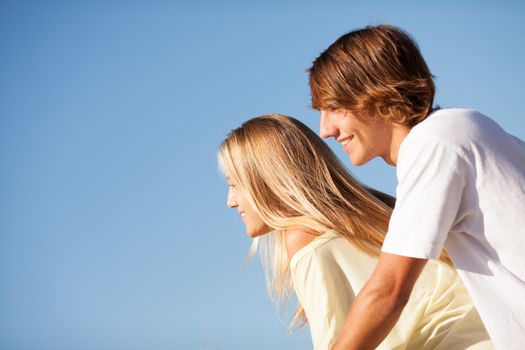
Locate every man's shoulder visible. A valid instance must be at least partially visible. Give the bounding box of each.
[405,108,503,150]
[396,109,481,177]
[415,108,492,135]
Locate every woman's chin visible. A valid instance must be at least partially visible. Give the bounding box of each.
[246,231,262,238]
[246,227,272,238]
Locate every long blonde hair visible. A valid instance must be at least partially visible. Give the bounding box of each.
[218,114,448,327]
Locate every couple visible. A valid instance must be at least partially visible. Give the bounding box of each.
[219,25,525,350]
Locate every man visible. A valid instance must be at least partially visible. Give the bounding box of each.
[309,24,525,349]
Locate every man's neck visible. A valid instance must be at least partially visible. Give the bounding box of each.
[385,124,412,166]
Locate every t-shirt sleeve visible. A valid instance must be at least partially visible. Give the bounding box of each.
[382,134,468,259]
[292,250,355,350]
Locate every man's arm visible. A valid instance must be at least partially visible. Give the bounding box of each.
[331,252,427,350]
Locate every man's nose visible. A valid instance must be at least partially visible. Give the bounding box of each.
[319,111,336,139]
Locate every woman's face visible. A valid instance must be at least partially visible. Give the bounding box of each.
[226,182,272,238]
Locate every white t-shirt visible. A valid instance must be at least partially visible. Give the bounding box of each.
[382,108,525,350]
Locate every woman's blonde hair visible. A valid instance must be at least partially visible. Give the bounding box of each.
[309,24,435,127]
[218,114,449,328]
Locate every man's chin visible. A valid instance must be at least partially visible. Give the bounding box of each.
[349,156,367,166]
[349,154,376,166]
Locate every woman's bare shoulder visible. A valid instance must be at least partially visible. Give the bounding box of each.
[284,228,319,261]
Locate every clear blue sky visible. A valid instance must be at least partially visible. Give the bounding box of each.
[1,1,524,349]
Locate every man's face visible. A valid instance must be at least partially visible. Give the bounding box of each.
[319,109,393,166]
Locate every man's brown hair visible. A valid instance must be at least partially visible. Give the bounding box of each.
[309,24,435,126]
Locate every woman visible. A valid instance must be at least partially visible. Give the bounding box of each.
[218,114,493,350]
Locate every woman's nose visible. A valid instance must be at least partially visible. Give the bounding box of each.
[227,188,237,208]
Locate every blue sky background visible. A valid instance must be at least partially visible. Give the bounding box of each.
[1,1,524,349]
